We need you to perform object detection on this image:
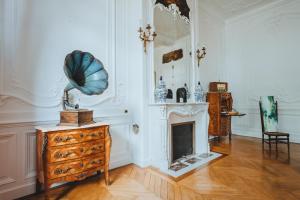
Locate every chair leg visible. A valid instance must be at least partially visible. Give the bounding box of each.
[269,136,271,155]
[288,136,290,159]
[262,134,264,152]
[275,136,278,157]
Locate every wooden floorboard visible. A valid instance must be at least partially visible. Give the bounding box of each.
[20,135,300,200]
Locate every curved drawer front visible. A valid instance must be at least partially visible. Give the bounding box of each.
[48,160,85,179]
[48,154,105,179]
[47,127,106,147]
[48,167,103,185]
[47,140,105,163]
[84,155,105,170]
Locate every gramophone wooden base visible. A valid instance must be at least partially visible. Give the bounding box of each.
[59,109,94,127]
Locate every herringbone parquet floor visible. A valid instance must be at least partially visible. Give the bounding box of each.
[24,135,300,200]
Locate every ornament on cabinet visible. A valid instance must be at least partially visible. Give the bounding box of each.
[167,89,173,99]
[60,50,109,126]
[154,76,168,103]
[176,86,187,103]
[194,81,204,103]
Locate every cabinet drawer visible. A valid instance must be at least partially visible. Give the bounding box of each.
[48,154,104,179]
[48,159,85,179]
[48,167,103,185]
[84,155,105,170]
[47,140,105,163]
[47,127,106,147]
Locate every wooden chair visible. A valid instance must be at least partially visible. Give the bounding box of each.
[259,97,290,158]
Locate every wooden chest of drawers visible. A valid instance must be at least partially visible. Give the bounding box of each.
[36,123,111,198]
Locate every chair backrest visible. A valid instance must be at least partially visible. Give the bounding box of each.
[259,96,278,133]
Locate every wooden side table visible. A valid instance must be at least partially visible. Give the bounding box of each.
[220,112,246,140]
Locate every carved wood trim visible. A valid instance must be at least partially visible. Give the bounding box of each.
[155,0,190,20]
[162,49,183,64]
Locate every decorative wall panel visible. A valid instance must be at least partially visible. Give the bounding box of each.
[0,133,17,187]
[0,0,135,199]
[25,132,36,180]
[0,0,119,123]
[225,0,300,143]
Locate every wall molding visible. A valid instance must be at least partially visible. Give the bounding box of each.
[0,0,117,109]
[0,113,132,128]
[0,133,17,187]
[234,106,300,116]
[24,132,36,180]
[0,104,130,124]
[0,182,35,200]
[226,0,297,24]
[0,2,136,199]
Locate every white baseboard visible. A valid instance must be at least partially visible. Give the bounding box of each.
[110,156,132,170]
[232,128,300,143]
[0,182,35,200]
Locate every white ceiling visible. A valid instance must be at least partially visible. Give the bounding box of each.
[154,6,190,47]
[201,0,279,18]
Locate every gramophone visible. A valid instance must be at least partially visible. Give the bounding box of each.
[59,50,109,126]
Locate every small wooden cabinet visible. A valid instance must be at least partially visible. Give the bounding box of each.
[36,123,111,198]
[207,92,233,138]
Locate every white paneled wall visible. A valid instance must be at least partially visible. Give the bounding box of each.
[1,0,300,199]
[0,0,142,199]
[197,3,225,91]
[225,0,300,142]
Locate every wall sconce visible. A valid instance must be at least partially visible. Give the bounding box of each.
[196,47,206,67]
[138,24,157,53]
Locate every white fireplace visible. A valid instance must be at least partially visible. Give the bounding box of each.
[148,103,221,177]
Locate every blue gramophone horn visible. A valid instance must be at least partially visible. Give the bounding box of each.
[62,50,109,110]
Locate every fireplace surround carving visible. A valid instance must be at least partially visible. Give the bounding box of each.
[149,103,211,175]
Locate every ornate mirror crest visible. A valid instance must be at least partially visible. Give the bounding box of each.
[154,0,190,23]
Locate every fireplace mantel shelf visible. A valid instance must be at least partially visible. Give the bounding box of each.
[149,102,208,106]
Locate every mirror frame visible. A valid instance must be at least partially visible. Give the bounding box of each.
[146,0,200,104]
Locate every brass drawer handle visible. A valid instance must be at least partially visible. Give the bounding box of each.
[80,133,84,138]
[91,160,103,165]
[80,148,84,153]
[54,151,72,159]
[91,146,100,151]
[88,133,98,137]
[54,167,72,175]
[54,136,72,143]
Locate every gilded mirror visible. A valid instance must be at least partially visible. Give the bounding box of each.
[153,0,192,102]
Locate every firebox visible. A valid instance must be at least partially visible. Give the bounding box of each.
[171,121,195,162]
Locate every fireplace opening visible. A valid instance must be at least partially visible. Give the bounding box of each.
[171,121,195,162]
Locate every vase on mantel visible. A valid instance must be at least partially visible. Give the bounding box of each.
[194,81,204,103]
[184,83,191,100]
[155,76,168,103]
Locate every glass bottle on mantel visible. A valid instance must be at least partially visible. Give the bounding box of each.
[194,81,204,103]
[184,83,190,100]
[154,76,168,103]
